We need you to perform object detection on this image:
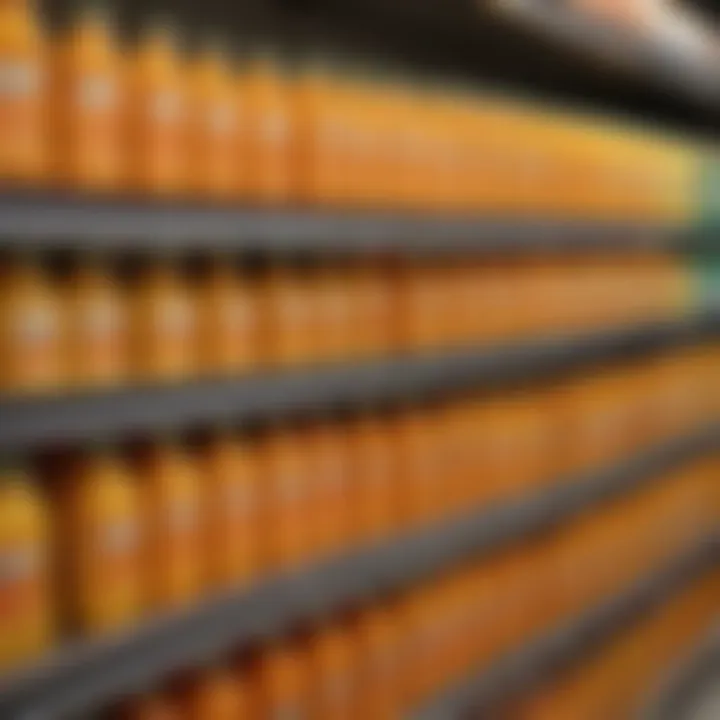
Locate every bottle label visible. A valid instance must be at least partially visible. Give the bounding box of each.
[0,61,40,98]
[208,104,234,135]
[78,75,116,111]
[102,520,139,555]
[224,483,253,515]
[82,300,122,338]
[14,305,56,347]
[160,297,193,338]
[152,91,183,123]
[262,113,288,144]
[169,500,198,532]
[0,545,41,614]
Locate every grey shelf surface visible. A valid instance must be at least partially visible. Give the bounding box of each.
[0,191,694,254]
[1,313,717,452]
[0,424,717,720]
[413,534,720,720]
[640,624,720,720]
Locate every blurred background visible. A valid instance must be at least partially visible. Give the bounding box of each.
[0,0,718,718]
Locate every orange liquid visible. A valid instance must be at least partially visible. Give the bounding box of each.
[0,463,52,669]
[64,259,126,388]
[0,257,62,393]
[186,43,238,200]
[138,441,202,610]
[50,6,122,191]
[195,262,258,376]
[129,261,195,382]
[200,433,259,589]
[0,0,45,183]
[57,449,143,635]
[124,23,187,196]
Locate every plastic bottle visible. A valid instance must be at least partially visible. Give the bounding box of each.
[261,426,310,571]
[124,19,186,196]
[195,260,258,377]
[50,0,122,191]
[199,431,258,589]
[57,446,143,635]
[137,439,202,610]
[353,606,398,720]
[0,458,52,670]
[310,423,350,561]
[255,639,308,720]
[0,254,62,393]
[129,259,195,382]
[315,265,353,363]
[263,263,317,367]
[64,257,125,387]
[308,621,357,720]
[350,416,394,545]
[184,666,243,720]
[241,48,293,204]
[0,0,45,182]
[186,38,238,200]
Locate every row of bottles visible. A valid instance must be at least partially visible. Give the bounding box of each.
[110,460,720,719]
[0,253,691,394]
[0,349,717,671]
[507,568,720,720]
[0,0,706,218]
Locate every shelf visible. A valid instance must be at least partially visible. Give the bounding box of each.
[0,424,715,720]
[0,314,716,452]
[495,0,720,110]
[413,533,720,720]
[0,191,690,255]
[640,624,720,720]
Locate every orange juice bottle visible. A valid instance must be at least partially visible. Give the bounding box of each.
[50,0,122,191]
[186,38,238,200]
[199,431,258,589]
[311,422,351,560]
[64,257,125,388]
[184,666,243,720]
[57,446,143,635]
[241,48,293,204]
[308,621,357,720]
[138,439,202,610]
[0,0,45,183]
[129,259,195,382]
[350,416,394,545]
[261,426,310,571]
[353,605,398,720]
[195,260,258,377]
[125,19,186,196]
[255,638,308,720]
[292,56,330,206]
[263,263,316,367]
[116,693,185,720]
[353,262,393,359]
[0,254,62,393]
[0,459,52,670]
[316,265,353,363]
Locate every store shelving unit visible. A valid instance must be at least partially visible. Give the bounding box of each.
[0,192,694,255]
[413,534,720,720]
[0,424,715,720]
[639,625,720,720]
[0,0,716,715]
[0,313,716,452]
